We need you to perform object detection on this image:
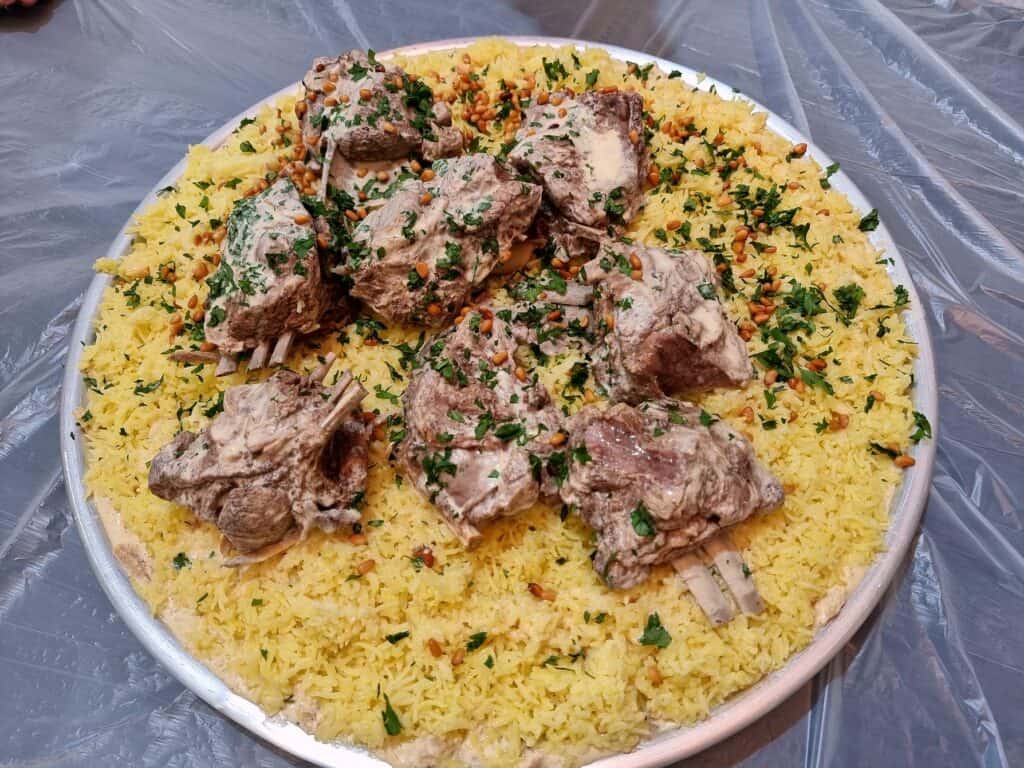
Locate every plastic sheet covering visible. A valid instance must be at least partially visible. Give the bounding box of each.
[1,0,1022,765]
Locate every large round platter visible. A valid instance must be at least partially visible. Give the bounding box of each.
[59,35,938,768]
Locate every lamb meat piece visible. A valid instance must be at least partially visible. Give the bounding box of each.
[530,205,604,266]
[341,154,541,326]
[561,399,784,589]
[423,101,465,159]
[202,179,333,367]
[300,51,463,184]
[149,357,369,562]
[584,240,751,402]
[396,305,564,545]
[509,89,647,229]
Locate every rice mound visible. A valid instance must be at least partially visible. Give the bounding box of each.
[78,39,918,768]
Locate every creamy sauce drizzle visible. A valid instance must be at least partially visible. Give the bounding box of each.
[577,126,629,189]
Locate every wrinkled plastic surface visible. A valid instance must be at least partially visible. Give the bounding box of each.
[1,1,1022,765]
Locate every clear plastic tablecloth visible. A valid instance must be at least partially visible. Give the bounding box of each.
[1,1,1022,765]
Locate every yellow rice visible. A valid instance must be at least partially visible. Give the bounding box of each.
[79,39,918,767]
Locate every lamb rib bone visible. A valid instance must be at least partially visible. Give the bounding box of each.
[672,552,735,626]
[248,339,271,370]
[319,371,365,434]
[215,354,238,376]
[704,532,764,616]
[269,331,295,367]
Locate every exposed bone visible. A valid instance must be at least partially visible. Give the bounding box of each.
[320,139,343,199]
[249,339,271,370]
[169,350,220,364]
[224,527,302,567]
[269,331,295,367]
[308,352,338,385]
[328,370,354,402]
[319,373,366,433]
[672,552,735,626]
[215,354,238,377]
[704,533,764,616]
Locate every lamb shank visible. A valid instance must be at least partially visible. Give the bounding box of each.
[561,399,783,620]
[584,240,751,402]
[397,304,564,545]
[172,178,335,376]
[149,355,369,564]
[509,89,647,230]
[340,154,542,326]
[300,50,463,189]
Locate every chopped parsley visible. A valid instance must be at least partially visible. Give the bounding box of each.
[638,613,672,648]
[799,367,834,395]
[819,162,840,189]
[385,631,410,644]
[910,411,932,443]
[858,209,879,231]
[239,140,256,153]
[630,501,656,537]
[833,283,866,322]
[374,384,400,404]
[494,421,525,442]
[133,377,164,396]
[572,445,592,464]
[567,361,589,391]
[542,57,569,84]
[172,552,191,570]
[401,210,418,242]
[466,631,488,651]
[203,391,225,418]
[474,413,495,440]
[604,187,627,223]
[292,234,315,259]
[422,449,457,488]
[381,694,402,736]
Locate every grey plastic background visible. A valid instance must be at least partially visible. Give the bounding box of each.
[1,1,1022,766]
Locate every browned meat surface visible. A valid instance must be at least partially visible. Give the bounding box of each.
[202,179,331,358]
[301,51,463,179]
[584,240,751,403]
[509,90,647,229]
[342,154,541,325]
[561,400,784,589]
[148,361,369,559]
[396,305,564,545]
